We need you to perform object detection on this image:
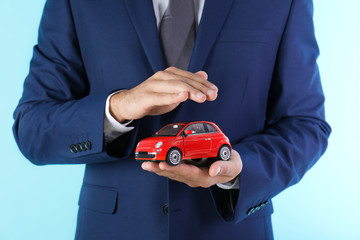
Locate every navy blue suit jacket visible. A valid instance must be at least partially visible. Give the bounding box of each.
[13,0,331,239]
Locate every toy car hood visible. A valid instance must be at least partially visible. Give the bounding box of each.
[137,136,173,147]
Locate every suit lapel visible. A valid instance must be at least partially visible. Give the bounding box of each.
[124,0,165,72]
[189,0,235,72]
[124,0,234,73]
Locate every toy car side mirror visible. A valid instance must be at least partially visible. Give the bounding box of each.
[185,130,193,136]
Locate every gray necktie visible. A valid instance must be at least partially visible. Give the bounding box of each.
[159,0,196,70]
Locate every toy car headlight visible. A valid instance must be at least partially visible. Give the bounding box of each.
[155,142,163,148]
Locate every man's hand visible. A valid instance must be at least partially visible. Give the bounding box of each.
[109,67,218,123]
[141,149,243,188]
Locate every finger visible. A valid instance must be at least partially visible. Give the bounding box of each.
[159,162,206,179]
[148,162,217,188]
[158,161,197,172]
[164,67,206,81]
[195,71,208,81]
[164,67,218,92]
[141,161,161,172]
[144,163,187,181]
[165,69,217,101]
[177,77,217,101]
[158,161,173,171]
[153,170,181,180]
[143,91,189,108]
[146,79,208,103]
[151,70,217,101]
[158,165,213,188]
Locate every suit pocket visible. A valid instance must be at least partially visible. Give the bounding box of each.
[78,183,118,214]
[217,29,273,43]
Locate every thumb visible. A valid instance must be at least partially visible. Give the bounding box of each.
[209,161,234,177]
[209,150,242,177]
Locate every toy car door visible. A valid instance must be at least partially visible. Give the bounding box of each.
[182,123,211,158]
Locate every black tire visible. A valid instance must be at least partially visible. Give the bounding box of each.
[166,148,182,166]
[218,145,231,161]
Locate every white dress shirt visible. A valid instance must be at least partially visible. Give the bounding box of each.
[103,0,239,189]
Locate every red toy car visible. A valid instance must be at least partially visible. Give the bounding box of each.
[135,121,231,166]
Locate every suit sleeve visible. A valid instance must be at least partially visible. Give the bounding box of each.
[12,0,138,165]
[210,0,331,223]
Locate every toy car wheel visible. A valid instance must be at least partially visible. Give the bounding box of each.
[218,145,231,161]
[166,148,182,166]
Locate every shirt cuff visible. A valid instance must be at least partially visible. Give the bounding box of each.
[104,91,134,144]
[216,175,240,190]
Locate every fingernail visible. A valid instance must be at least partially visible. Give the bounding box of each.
[207,89,216,96]
[196,92,206,99]
[210,85,218,90]
[215,167,221,176]
[202,71,208,80]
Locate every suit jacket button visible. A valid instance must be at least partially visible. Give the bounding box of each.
[76,143,82,152]
[247,208,255,215]
[70,144,77,153]
[80,142,87,151]
[163,204,169,215]
[85,141,92,150]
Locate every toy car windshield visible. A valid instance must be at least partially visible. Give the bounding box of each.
[154,123,186,136]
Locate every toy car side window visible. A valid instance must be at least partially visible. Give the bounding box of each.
[185,123,206,134]
[205,123,218,133]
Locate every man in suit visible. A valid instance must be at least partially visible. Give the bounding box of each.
[13,0,331,239]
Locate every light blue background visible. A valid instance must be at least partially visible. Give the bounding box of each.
[1,1,359,239]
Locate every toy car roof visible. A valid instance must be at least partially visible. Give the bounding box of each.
[169,121,215,125]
